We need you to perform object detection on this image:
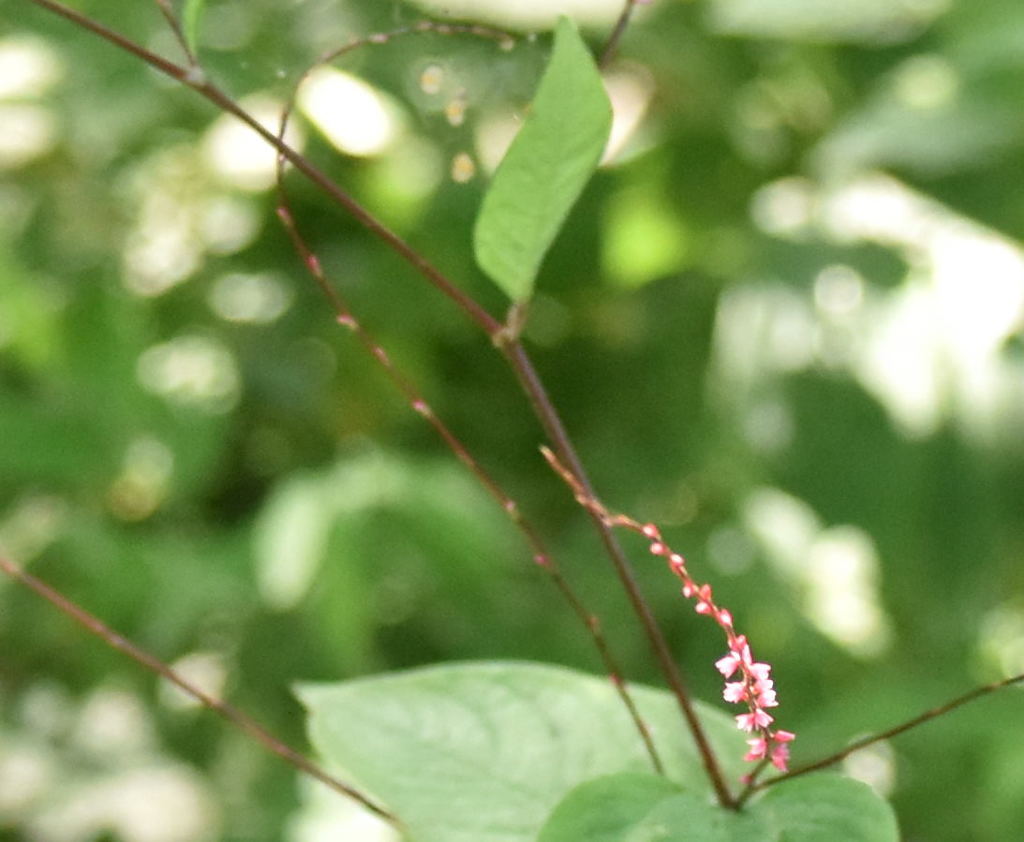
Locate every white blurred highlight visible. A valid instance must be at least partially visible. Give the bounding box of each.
[744,488,893,657]
[805,527,891,656]
[209,271,292,323]
[106,437,175,521]
[299,68,400,157]
[602,64,655,165]
[289,780,399,842]
[0,36,62,99]
[0,742,55,813]
[72,688,156,758]
[161,652,229,711]
[978,603,1024,680]
[736,173,1024,442]
[121,146,204,297]
[824,174,1024,438]
[406,0,628,28]
[136,336,240,413]
[28,766,218,842]
[843,741,896,798]
[199,195,261,255]
[0,104,57,168]
[202,95,305,191]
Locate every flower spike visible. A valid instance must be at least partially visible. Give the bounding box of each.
[540,445,795,776]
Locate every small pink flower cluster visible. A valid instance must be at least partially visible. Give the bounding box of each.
[642,523,795,772]
[536,446,793,776]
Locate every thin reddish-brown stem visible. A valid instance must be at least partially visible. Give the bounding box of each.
[737,671,1024,805]
[599,0,644,67]
[0,554,398,824]
[150,0,198,66]
[25,0,499,335]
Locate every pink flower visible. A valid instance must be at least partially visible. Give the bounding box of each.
[715,652,740,678]
[734,637,752,663]
[749,662,771,681]
[744,737,767,762]
[769,731,795,770]
[693,584,713,614]
[715,636,751,678]
[624,516,795,776]
[770,742,791,771]
[735,709,774,731]
[755,684,778,708]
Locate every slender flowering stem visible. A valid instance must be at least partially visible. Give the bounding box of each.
[0,554,399,825]
[542,446,795,783]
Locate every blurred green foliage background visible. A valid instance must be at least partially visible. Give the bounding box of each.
[2,0,1023,839]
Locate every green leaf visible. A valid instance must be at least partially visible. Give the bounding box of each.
[538,772,900,842]
[473,17,612,301]
[537,773,762,842]
[754,774,900,841]
[183,0,206,55]
[296,661,747,842]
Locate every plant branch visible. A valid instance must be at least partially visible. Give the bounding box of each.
[270,23,674,775]
[599,0,645,67]
[26,0,500,337]
[737,671,1024,805]
[0,554,398,824]
[28,0,719,801]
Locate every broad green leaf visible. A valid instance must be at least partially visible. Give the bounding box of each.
[539,772,899,842]
[754,774,900,841]
[473,17,612,301]
[183,0,206,55]
[296,661,747,842]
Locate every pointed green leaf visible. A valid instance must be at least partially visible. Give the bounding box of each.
[473,17,612,301]
[296,661,747,842]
